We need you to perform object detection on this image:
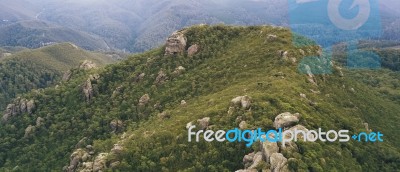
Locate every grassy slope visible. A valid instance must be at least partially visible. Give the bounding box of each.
[0,25,399,171]
[0,43,114,109]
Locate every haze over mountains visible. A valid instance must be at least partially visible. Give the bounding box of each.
[1,0,398,52]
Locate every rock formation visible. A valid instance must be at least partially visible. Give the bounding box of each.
[165,31,187,56]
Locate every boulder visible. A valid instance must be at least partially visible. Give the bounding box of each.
[79,60,97,70]
[248,152,264,169]
[173,66,186,76]
[270,153,289,172]
[110,120,124,133]
[133,73,145,83]
[110,161,121,168]
[63,70,72,81]
[243,152,255,168]
[80,162,93,172]
[111,144,123,155]
[197,117,210,130]
[304,64,317,85]
[93,153,108,172]
[24,125,36,138]
[67,149,86,172]
[261,134,279,162]
[36,117,45,127]
[279,125,311,151]
[239,121,248,130]
[181,100,187,106]
[154,70,168,85]
[231,96,252,109]
[186,122,194,129]
[187,44,199,56]
[138,94,150,106]
[26,100,35,114]
[273,112,301,129]
[165,31,187,56]
[82,79,93,103]
[20,99,27,113]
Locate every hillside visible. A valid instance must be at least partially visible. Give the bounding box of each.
[0,25,399,171]
[0,43,115,110]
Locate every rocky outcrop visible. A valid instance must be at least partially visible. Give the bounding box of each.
[280,125,312,151]
[138,94,150,106]
[180,100,187,106]
[93,153,108,172]
[231,96,252,109]
[63,70,72,81]
[158,111,170,119]
[82,79,93,103]
[111,144,123,155]
[36,117,45,127]
[82,74,100,103]
[273,112,301,129]
[154,70,168,85]
[79,60,97,70]
[165,31,187,56]
[24,125,36,138]
[187,44,199,56]
[197,117,210,130]
[172,66,186,76]
[110,119,124,133]
[133,73,145,83]
[270,153,289,172]
[67,149,86,172]
[261,134,279,162]
[304,64,317,85]
[239,121,248,129]
[241,152,264,170]
[2,98,36,122]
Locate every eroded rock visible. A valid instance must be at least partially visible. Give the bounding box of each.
[138,94,150,106]
[187,44,199,56]
[270,153,289,172]
[79,60,97,70]
[197,117,210,130]
[273,112,301,129]
[231,96,252,109]
[165,31,187,56]
[154,70,168,85]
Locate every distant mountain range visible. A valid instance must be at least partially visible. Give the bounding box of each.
[0,0,398,52]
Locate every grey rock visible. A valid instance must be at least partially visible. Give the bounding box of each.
[261,134,279,162]
[181,100,187,106]
[93,153,108,172]
[165,31,187,56]
[248,152,263,169]
[273,112,301,129]
[158,111,170,119]
[173,66,186,76]
[63,70,72,81]
[82,79,93,103]
[24,125,36,138]
[231,96,252,109]
[26,100,36,115]
[187,44,199,57]
[154,70,168,85]
[36,117,45,127]
[270,153,289,172]
[239,121,248,130]
[79,60,97,70]
[110,120,124,133]
[197,117,210,130]
[138,94,150,106]
[111,144,123,155]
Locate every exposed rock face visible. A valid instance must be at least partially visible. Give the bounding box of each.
[24,125,36,138]
[197,117,210,130]
[165,31,187,56]
[133,73,145,83]
[111,144,123,155]
[2,98,36,122]
[248,152,264,169]
[261,134,279,162]
[273,112,301,129]
[155,70,168,85]
[93,153,108,172]
[63,70,72,81]
[138,94,150,106]
[36,117,45,127]
[79,60,97,70]
[180,100,187,106]
[239,121,248,129]
[231,96,252,109]
[82,79,93,103]
[243,152,255,168]
[67,149,86,172]
[110,119,124,133]
[26,100,35,114]
[304,64,317,85]
[173,66,186,76]
[187,44,199,56]
[270,153,289,172]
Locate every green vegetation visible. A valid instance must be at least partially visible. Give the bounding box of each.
[0,43,115,110]
[0,25,399,171]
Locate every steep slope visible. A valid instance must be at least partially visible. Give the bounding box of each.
[0,43,115,110]
[0,25,399,171]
